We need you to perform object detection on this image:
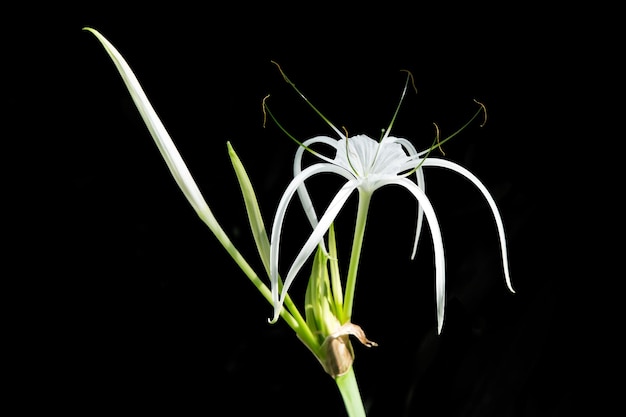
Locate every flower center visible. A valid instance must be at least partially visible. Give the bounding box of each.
[334,135,408,178]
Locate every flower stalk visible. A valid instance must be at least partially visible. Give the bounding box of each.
[342,190,371,322]
[336,366,367,417]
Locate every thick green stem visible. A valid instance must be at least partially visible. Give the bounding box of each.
[335,366,367,417]
[342,191,372,322]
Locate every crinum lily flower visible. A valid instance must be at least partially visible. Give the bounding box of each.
[86,27,514,415]
[266,65,514,334]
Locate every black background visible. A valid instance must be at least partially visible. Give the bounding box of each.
[11,3,617,416]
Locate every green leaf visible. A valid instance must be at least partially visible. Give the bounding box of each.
[227,142,271,276]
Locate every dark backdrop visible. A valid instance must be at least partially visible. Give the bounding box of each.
[13,3,615,416]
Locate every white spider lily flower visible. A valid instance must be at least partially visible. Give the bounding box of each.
[267,74,514,334]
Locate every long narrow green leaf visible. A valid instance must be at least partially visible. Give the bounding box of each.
[84,27,269,304]
[227,143,317,348]
[84,27,218,229]
[85,27,319,351]
[227,141,271,275]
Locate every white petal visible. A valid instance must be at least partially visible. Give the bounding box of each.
[293,136,343,230]
[388,137,419,155]
[380,177,447,334]
[269,163,356,323]
[412,167,427,259]
[279,182,358,314]
[422,158,514,293]
[389,137,427,259]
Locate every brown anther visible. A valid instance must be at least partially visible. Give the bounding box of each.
[473,99,488,127]
[262,94,270,128]
[433,122,445,155]
[400,69,418,94]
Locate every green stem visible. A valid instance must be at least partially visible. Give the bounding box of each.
[342,191,372,322]
[335,366,367,417]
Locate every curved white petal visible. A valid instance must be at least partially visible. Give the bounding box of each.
[388,137,418,155]
[269,163,356,323]
[278,182,358,315]
[293,136,344,230]
[383,177,447,334]
[422,158,514,293]
[412,166,426,259]
[389,137,427,259]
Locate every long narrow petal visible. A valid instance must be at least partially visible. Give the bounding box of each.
[279,182,358,316]
[269,163,356,323]
[381,177,446,333]
[391,138,427,259]
[422,158,514,293]
[294,136,344,230]
[389,137,419,156]
[412,167,427,258]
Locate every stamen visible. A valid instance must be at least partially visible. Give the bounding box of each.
[271,60,294,87]
[426,100,489,153]
[262,94,270,128]
[473,99,488,127]
[262,94,319,156]
[433,122,445,155]
[270,60,343,138]
[382,69,415,142]
[342,126,359,176]
[400,69,418,94]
